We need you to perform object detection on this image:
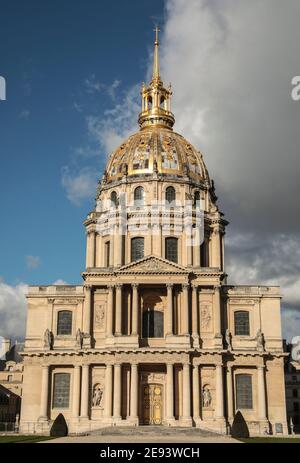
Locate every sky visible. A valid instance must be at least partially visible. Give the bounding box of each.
[0,0,299,341]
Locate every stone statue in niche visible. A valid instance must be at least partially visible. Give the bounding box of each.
[92,384,104,408]
[75,328,83,349]
[43,329,53,350]
[225,329,232,351]
[202,386,212,408]
[256,329,265,352]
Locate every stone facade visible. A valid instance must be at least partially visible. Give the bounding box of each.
[20,32,288,436]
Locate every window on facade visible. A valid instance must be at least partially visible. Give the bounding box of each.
[110,191,118,208]
[131,237,144,262]
[194,190,200,207]
[134,186,144,206]
[142,310,164,338]
[166,186,176,204]
[165,237,178,263]
[293,389,298,398]
[7,375,13,382]
[105,241,110,267]
[57,310,72,335]
[236,374,253,409]
[53,373,70,408]
[294,402,300,412]
[234,311,250,336]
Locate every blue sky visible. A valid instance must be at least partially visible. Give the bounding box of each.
[0,0,165,285]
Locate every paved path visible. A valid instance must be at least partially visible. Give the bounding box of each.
[43,435,240,443]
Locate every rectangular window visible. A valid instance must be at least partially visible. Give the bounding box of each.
[236,374,253,409]
[234,311,250,336]
[53,373,70,408]
[57,311,72,335]
[105,241,110,267]
[294,402,299,412]
[293,389,298,398]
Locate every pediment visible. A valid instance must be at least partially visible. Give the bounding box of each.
[116,256,188,275]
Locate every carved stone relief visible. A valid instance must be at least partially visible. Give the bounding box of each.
[94,304,106,330]
[200,302,213,332]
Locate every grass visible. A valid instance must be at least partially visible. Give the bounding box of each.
[238,437,300,443]
[0,435,55,443]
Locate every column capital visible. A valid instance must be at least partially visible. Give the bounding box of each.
[166,283,173,289]
[85,284,93,290]
[131,283,139,289]
[116,283,123,289]
[107,284,115,290]
[257,365,265,370]
[182,283,190,290]
[192,284,198,291]
[114,362,122,367]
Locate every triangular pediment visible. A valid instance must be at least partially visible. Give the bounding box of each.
[116,255,188,275]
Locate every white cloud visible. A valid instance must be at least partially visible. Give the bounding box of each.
[61,166,98,206]
[85,75,121,100]
[0,281,27,340]
[25,255,41,269]
[52,279,68,285]
[86,83,140,155]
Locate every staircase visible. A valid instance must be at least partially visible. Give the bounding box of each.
[89,426,221,438]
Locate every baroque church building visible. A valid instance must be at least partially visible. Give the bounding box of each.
[20,31,288,436]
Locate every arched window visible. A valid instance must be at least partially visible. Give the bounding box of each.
[194,190,200,207]
[165,237,178,263]
[134,186,144,206]
[53,373,71,408]
[131,237,144,262]
[236,374,253,409]
[110,191,118,208]
[142,310,164,338]
[234,311,250,336]
[57,310,72,335]
[166,186,176,204]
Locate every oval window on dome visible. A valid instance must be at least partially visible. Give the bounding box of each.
[166,186,176,204]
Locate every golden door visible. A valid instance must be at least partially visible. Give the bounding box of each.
[142,384,163,425]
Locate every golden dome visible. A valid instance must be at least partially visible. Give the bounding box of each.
[104,28,209,185]
[105,128,209,184]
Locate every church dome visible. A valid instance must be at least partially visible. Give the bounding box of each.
[105,128,209,184]
[103,28,210,187]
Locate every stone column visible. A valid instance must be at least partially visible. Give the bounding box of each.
[129,363,139,422]
[181,363,192,425]
[166,283,173,336]
[193,226,201,267]
[72,365,81,419]
[211,226,221,268]
[182,284,190,336]
[106,285,114,337]
[39,365,49,419]
[166,364,174,421]
[213,286,222,345]
[89,231,96,267]
[113,364,122,420]
[83,284,92,336]
[226,366,234,422]
[192,285,199,346]
[257,366,267,421]
[104,364,113,419]
[115,284,123,336]
[81,364,89,418]
[186,227,193,267]
[192,364,200,422]
[109,231,114,267]
[115,226,123,267]
[215,364,224,420]
[131,283,139,336]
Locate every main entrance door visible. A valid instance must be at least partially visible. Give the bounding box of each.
[142,384,163,425]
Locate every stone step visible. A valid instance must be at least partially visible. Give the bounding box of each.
[91,426,220,437]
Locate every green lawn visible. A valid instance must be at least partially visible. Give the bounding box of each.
[0,435,55,443]
[239,437,300,443]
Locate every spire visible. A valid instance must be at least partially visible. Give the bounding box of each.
[152,26,160,82]
[138,28,175,130]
